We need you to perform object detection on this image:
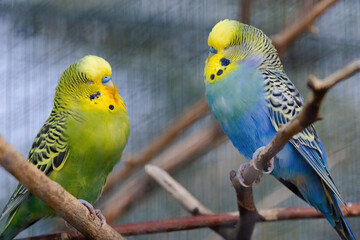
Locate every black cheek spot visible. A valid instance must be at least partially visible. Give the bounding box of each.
[210,74,215,80]
[109,105,114,110]
[90,95,95,100]
[217,69,223,76]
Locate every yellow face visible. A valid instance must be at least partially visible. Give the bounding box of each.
[57,55,126,113]
[76,55,126,113]
[204,20,245,84]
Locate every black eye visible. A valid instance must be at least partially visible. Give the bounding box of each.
[86,80,94,85]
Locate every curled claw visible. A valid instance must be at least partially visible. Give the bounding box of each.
[263,157,274,174]
[252,146,265,166]
[79,199,106,228]
[252,146,274,175]
[237,163,252,187]
[95,209,106,227]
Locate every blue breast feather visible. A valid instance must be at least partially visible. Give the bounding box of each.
[205,61,275,159]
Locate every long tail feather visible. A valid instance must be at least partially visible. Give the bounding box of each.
[321,180,356,240]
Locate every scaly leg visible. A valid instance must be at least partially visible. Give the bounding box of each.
[79,199,106,228]
[237,146,274,187]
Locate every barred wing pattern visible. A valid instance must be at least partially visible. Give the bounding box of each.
[0,111,70,220]
[262,69,345,204]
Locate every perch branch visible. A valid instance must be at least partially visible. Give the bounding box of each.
[241,59,360,186]
[17,204,360,239]
[103,97,210,193]
[271,0,339,55]
[0,136,125,240]
[229,170,258,240]
[101,121,227,223]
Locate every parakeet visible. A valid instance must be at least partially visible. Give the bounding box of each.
[204,20,355,239]
[0,55,129,240]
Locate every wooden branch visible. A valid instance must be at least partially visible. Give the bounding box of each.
[145,164,234,239]
[229,170,257,240]
[271,0,339,55]
[0,136,125,240]
[103,97,210,193]
[17,203,360,239]
[101,121,227,223]
[241,59,360,186]
[145,165,212,215]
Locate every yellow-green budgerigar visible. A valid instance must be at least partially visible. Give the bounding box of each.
[0,55,129,239]
[204,20,355,239]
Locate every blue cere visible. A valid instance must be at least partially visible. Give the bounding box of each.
[209,46,217,54]
[102,75,111,84]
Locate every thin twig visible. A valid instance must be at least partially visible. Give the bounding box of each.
[145,165,212,215]
[0,136,125,240]
[17,204,360,240]
[241,59,360,186]
[103,98,210,193]
[145,164,234,239]
[271,0,339,55]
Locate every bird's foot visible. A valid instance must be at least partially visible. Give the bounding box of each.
[79,199,106,228]
[237,163,261,187]
[252,146,274,175]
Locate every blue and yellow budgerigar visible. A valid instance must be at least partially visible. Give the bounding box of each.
[0,55,129,240]
[204,20,355,239]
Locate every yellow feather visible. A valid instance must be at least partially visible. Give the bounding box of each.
[208,19,243,51]
[77,55,112,81]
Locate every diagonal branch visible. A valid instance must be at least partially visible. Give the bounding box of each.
[271,0,339,55]
[145,164,234,239]
[0,136,125,240]
[241,59,360,186]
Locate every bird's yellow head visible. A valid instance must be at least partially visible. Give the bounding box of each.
[54,55,126,113]
[204,19,277,84]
